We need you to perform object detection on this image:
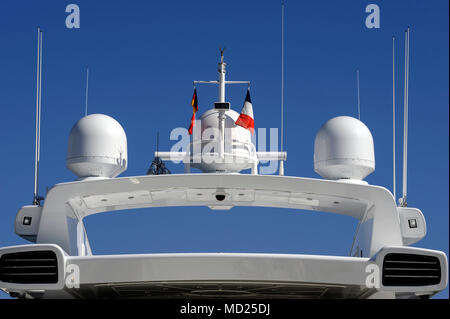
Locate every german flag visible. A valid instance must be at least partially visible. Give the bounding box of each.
[188,88,198,135]
[191,88,198,113]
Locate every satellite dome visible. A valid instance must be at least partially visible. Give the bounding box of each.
[190,108,257,173]
[200,108,252,144]
[314,116,375,181]
[67,114,127,179]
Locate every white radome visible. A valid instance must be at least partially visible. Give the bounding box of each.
[314,116,375,181]
[190,108,257,173]
[199,108,252,145]
[66,114,128,179]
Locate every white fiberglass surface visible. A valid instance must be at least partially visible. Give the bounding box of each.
[83,205,358,256]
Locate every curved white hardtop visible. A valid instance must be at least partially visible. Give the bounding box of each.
[32,173,402,258]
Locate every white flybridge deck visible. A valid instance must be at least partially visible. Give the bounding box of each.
[0,51,447,300]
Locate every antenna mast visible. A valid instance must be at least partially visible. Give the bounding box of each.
[400,27,410,207]
[85,67,89,116]
[218,48,226,159]
[218,48,226,103]
[157,131,159,155]
[279,0,285,176]
[356,69,361,120]
[392,36,397,202]
[193,50,250,163]
[33,27,43,206]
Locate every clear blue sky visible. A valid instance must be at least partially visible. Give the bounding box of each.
[0,0,448,298]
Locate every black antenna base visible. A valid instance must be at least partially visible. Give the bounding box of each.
[147,157,171,175]
[33,195,45,206]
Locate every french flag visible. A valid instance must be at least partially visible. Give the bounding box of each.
[235,88,254,134]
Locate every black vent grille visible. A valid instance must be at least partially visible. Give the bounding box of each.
[383,253,441,286]
[0,250,58,284]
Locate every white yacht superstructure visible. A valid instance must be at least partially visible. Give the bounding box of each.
[0,45,447,299]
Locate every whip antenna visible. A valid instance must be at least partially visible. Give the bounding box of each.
[279,0,285,176]
[147,131,171,175]
[33,27,44,206]
[400,27,410,207]
[85,67,89,116]
[356,69,361,120]
[392,36,397,201]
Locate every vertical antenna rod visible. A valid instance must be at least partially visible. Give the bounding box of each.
[85,67,89,116]
[392,36,397,201]
[38,30,43,189]
[156,131,159,155]
[400,27,410,207]
[218,49,226,159]
[33,27,43,205]
[279,0,285,176]
[356,69,361,120]
[218,48,226,103]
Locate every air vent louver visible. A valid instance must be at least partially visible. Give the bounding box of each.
[383,253,441,286]
[0,250,58,284]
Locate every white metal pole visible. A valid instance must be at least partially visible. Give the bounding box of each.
[85,67,89,116]
[251,162,258,175]
[38,30,42,158]
[218,112,225,160]
[357,69,361,120]
[392,36,397,202]
[36,30,43,204]
[218,51,226,160]
[33,27,41,205]
[218,51,226,103]
[279,0,285,176]
[219,73,225,103]
[401,28,410,206]
[405,27,410,202]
